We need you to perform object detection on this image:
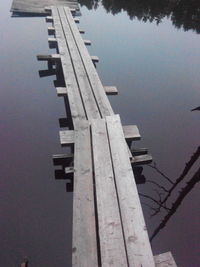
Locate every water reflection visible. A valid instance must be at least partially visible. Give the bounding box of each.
[140,146,200,241]
[78,0,200,33]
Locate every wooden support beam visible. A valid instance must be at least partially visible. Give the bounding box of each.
[48,27,55,35]
[91,56,99,63]
[44,7,52,14]
[38,69,56,77]
[79,29,85,34]
[74,18,80,23]
[65,166,74,175]
[84,40,91,46]
[37,54,60,62]
[154,252,177,267]
[123,125,141,140]
[46,16,53,22]
[104,86,118,95]
[59,118,71,128]
[131,148,148,156]
[52,153,73,166]
[56,87,67,96]
[131,154,152,166]
[59,130,75,146]
[48,37,57,44]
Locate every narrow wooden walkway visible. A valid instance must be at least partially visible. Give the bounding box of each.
[38,6,177,266]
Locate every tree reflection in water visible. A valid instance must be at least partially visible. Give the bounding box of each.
[78,0,200,33]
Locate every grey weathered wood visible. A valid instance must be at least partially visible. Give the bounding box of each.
[91,118,128,266]
[79,29,85,34]
[37,54,60,62]
[72,122,98,266]
[131,147,148,156]
[65,166,74,174]
[83,39,91,45]
[106,115,155,267]
[48,26,55,35]
[154,252,177,267]
[46,16,53,22]
[51,7,86,128]
[74,18,80,23]
[91,56,99,63]
[59,130,75,145]
[104,86,118,95]
[11,0,79,15]
[123,125,141,140]
[64,7,114,117]
[52,153,73,165]
[58,6,100,121]
[48,37,57,44]
[56,87,68,96]
[131,154,153,165]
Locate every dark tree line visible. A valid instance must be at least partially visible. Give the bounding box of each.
[78,0,200,33]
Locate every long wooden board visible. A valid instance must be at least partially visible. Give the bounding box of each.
[51,7,86,128]
[106,115,155,267]
[58,7,101,120]
[91,118,128,266]
[72,121,98,267]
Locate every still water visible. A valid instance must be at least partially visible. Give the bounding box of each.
[0,0,199,266]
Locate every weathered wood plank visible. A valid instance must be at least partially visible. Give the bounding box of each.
[56,87,68,96]
[58,7,100,120]
[104,86,118,95]
[52,153,73,165]
[64,7,114,117]
[131,154,153,165]
[91,118,128,266]
[59,130,75,145]
[123,125,141,140]
[91,56,99,63]
[72,122,98,267]
[106,114,155,267]
[51,6,86,128]
[11,0,79,15]
[154,252,177,267]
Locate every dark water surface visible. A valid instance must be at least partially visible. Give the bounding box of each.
[1,0,200,266]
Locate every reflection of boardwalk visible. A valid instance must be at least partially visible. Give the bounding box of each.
[10,0,79,15]
[39,6,177,266]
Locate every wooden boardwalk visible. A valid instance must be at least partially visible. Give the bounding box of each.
[11,0,79,16]
[38,6,177,266]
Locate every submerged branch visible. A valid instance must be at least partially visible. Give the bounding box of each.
[151,166,200,241]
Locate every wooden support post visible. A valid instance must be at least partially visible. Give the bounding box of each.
[59,130,75,146]
[84,40,91,46]
[46,16,53,22]
[131,154,153,166]
[79,29,85,34]
[52,153,73,166]
[37,54,60,62]
[56,87,68,96]
[104,86,118,95]
[91,56,99,63]
[123,125,141,140]
[74,18,80,23]
[48,27,55,35]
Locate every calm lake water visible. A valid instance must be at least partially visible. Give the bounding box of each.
[0,0,199,266]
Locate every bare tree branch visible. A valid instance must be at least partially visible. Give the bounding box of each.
[150,166,200,241]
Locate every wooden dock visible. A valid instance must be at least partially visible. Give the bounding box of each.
[38,6,177,266]
[10,0,79,16]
